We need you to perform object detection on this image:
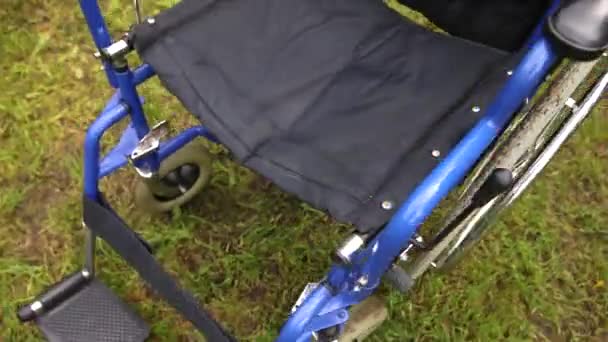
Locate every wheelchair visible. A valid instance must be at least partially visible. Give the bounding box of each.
[17,0,607,340]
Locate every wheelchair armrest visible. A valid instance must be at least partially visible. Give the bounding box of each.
[547,0,608,60]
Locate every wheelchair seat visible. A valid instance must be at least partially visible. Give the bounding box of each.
[134,0,516,232]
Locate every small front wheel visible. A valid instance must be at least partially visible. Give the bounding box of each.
[134,140,212,213]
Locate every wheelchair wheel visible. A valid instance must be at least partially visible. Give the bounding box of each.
[339,295,388,342]
[135,140,212,213]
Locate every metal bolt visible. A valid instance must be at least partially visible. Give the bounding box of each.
[431,149,441,158]
[507,70,513,76]
[30,301,43,312]
[338,311,346,319]
[472,106,481,113]
[146,17,156,25]
[358,276,368,286]
[381,200,394,210]
[335,234,365,264]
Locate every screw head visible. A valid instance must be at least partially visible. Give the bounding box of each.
[381,200,394,210]
[472,106,481,113]
[507,70,513,76]
[147,17,156,25]
[431,149,441,158]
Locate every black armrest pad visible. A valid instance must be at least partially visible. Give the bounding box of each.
[548,0,608,60]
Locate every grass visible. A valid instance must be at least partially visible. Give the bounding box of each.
[1,1,606,341]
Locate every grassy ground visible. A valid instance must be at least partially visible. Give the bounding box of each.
[1,1,606,341]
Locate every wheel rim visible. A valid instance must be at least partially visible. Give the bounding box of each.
[155,163,201,201]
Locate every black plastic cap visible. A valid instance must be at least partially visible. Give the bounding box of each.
[17,304,36,322]
[472,168,513,208]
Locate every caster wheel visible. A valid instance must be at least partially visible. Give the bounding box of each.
[339,296,388,342]
[135,140,212,213]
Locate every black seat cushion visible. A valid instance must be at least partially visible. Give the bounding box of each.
[134,0,514,232]
[397,0,551,51]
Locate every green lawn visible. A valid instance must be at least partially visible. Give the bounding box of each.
[1,1,606,341]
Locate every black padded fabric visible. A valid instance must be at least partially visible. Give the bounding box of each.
[398,0,551,51]
[134,0,515,232]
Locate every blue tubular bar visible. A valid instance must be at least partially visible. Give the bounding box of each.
[133,64,156,85]
[159,126,219,156]
[79,0,117,87]
[279,285,334,342]
[359,37,558,284]
[115,69,150,138]
[278,37,559,341]
[525,0,561,48]
[84,103,129,200]
[99,125,218,178]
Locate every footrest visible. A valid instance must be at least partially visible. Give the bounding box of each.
[21,273,149,342]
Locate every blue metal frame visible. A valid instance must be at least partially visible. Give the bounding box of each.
[277,37,558,341]
[77,0,562,340]
[79,0,215,200]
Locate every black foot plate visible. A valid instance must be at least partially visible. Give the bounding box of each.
[36,279,149,342]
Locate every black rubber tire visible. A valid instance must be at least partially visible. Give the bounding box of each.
[135,140,212,213]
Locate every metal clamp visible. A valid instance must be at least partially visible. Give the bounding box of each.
[94,38,133,68]
[130,120,169,161]
[128,120,169,178]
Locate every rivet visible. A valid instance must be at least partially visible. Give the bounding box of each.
[381,200,394,210]
[472,106,481,113]
[507,70,513,76]
[565,97,577,109]
[147,17,156,25]
[30,301,43,312]
[431,149,441,158]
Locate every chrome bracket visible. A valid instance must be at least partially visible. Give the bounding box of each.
[128,120,169,178]
[291,282,320,314]
[94,38,133,68]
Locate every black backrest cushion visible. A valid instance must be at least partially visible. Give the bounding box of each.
[398,0,552,51]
